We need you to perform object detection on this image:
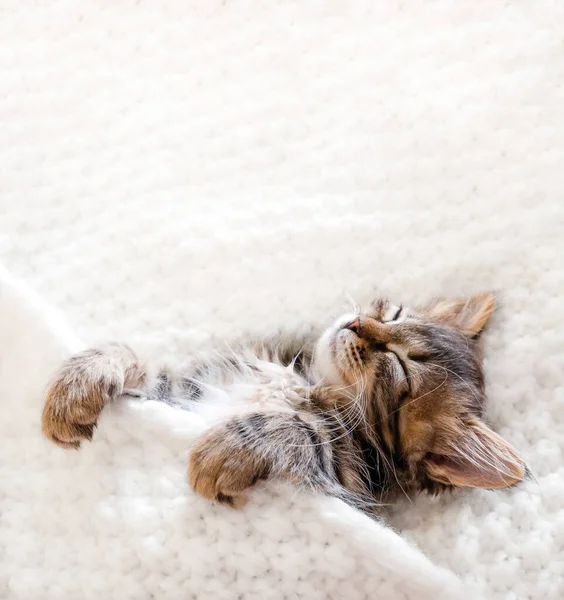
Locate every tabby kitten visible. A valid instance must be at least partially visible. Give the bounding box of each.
[42,292,526,511]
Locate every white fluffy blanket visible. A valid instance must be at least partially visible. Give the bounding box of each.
[0,266,465,599]
[1,2,563,599]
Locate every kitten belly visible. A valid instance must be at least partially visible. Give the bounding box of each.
[141,354,310,425]
[189,371,308,426]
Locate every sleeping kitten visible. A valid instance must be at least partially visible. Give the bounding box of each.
[42,292,526,511]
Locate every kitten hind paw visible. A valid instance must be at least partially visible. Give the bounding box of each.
[42,349,124,449]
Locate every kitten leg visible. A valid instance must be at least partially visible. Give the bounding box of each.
[42,343,146,448]
[188,410,354,508]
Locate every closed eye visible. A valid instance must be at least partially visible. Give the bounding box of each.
[407,353,430,362]
[384,305,402,323]
[371,342,388,353]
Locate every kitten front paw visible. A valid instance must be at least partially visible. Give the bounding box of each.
[42,350,123,449]
[188,426,268,508]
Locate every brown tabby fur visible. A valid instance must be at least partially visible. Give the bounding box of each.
[42,292,526,512]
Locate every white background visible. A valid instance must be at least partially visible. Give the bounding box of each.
[1,2,563,598]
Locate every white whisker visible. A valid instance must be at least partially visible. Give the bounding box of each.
[389,372,449,416]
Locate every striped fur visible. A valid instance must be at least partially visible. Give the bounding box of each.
[42,292,526,511]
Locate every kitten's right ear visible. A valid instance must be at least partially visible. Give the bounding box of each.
[422,292,495,338]
[425,418,526,489]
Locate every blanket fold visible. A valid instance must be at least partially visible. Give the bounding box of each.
[0,265,467,599]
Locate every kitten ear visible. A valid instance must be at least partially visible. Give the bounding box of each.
[425,419,526,489]
[423,292,495,338]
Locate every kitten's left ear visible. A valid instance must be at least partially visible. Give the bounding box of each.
[425,419,526,489]
[423,292,495,338]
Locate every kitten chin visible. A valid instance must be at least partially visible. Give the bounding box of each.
[312,312,358,386]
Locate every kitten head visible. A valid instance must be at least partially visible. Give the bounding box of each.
[314,292,526,493]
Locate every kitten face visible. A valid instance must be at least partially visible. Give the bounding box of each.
[314,293,526,493]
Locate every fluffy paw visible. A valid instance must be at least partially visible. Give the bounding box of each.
[42,349,124,449]
[188,427,268,508]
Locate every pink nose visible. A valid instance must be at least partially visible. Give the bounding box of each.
[345,317,361,334]
[345,316,392,343]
